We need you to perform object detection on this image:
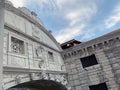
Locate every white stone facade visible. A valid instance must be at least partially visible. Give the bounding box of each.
[3,1,120,90]
[3,1,69,90]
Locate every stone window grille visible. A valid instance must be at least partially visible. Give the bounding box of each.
[48,51,54,62]
[11,37,24,54]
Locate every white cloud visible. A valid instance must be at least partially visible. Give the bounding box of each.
[66,12,79,21]
[8,0,25,7]
[54,0,97,43]
[66,6,97,26]
[66,11,79,26]
[105,3,120,28]
[81,30,96,41]
[55,24,85,43]
[9,0,98,43]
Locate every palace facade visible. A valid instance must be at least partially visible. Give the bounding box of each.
[62,30,120,90]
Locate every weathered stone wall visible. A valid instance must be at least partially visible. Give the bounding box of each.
[3,1,68,89]
[63,30,120,90]
[104,46,120,90]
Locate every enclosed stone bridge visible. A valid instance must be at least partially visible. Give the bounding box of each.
[1,1,70,90]
[8,80,67,90]
[4,69,67,90]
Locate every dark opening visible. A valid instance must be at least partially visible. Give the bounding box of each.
[80,54,98,68]
[61,39,82,49]
[7,80,67,90]
[89,83,108,90]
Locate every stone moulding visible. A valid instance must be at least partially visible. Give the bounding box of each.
[3,71,68,90]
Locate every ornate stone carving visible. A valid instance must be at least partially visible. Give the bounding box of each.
[41,71,49,80]
[48,51,54,62]
[15,76,21,84]
[38,60,44,68]
[35,46,45,68]
[36,46,44,58]
[11,37,24,54]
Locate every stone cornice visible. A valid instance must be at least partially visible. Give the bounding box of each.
[3,66,67,74]
[62,29,120,59]
[4,23,61,53]
[63,29,120,52]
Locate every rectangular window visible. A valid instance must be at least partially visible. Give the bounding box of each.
[89,83,108,90]
[48,51,54,62]
[80,54,98,68]
[11,37,24,54]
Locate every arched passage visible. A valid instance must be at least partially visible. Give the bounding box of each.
[7,80,67,90]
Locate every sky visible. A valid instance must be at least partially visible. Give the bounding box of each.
[9,0,120,43]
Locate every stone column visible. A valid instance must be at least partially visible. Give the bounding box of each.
[0,0,4,89]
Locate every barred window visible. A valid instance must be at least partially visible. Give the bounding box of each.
[48,51,54,62]
[11,37,24,54]
[80,54,98,68]
[89,83,108,90]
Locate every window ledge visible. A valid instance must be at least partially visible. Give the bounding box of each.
[84,64,100,70]
[8,52,27,59]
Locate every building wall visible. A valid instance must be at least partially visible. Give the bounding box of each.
[3,1,67,90]
[3,28,64,70]
[62,30,120,90]
[4,2,65,72]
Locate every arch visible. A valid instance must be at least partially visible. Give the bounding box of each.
[7,80,67,90]
[4,72,68,90]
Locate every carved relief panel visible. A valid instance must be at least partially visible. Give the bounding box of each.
[34,46,45,68]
